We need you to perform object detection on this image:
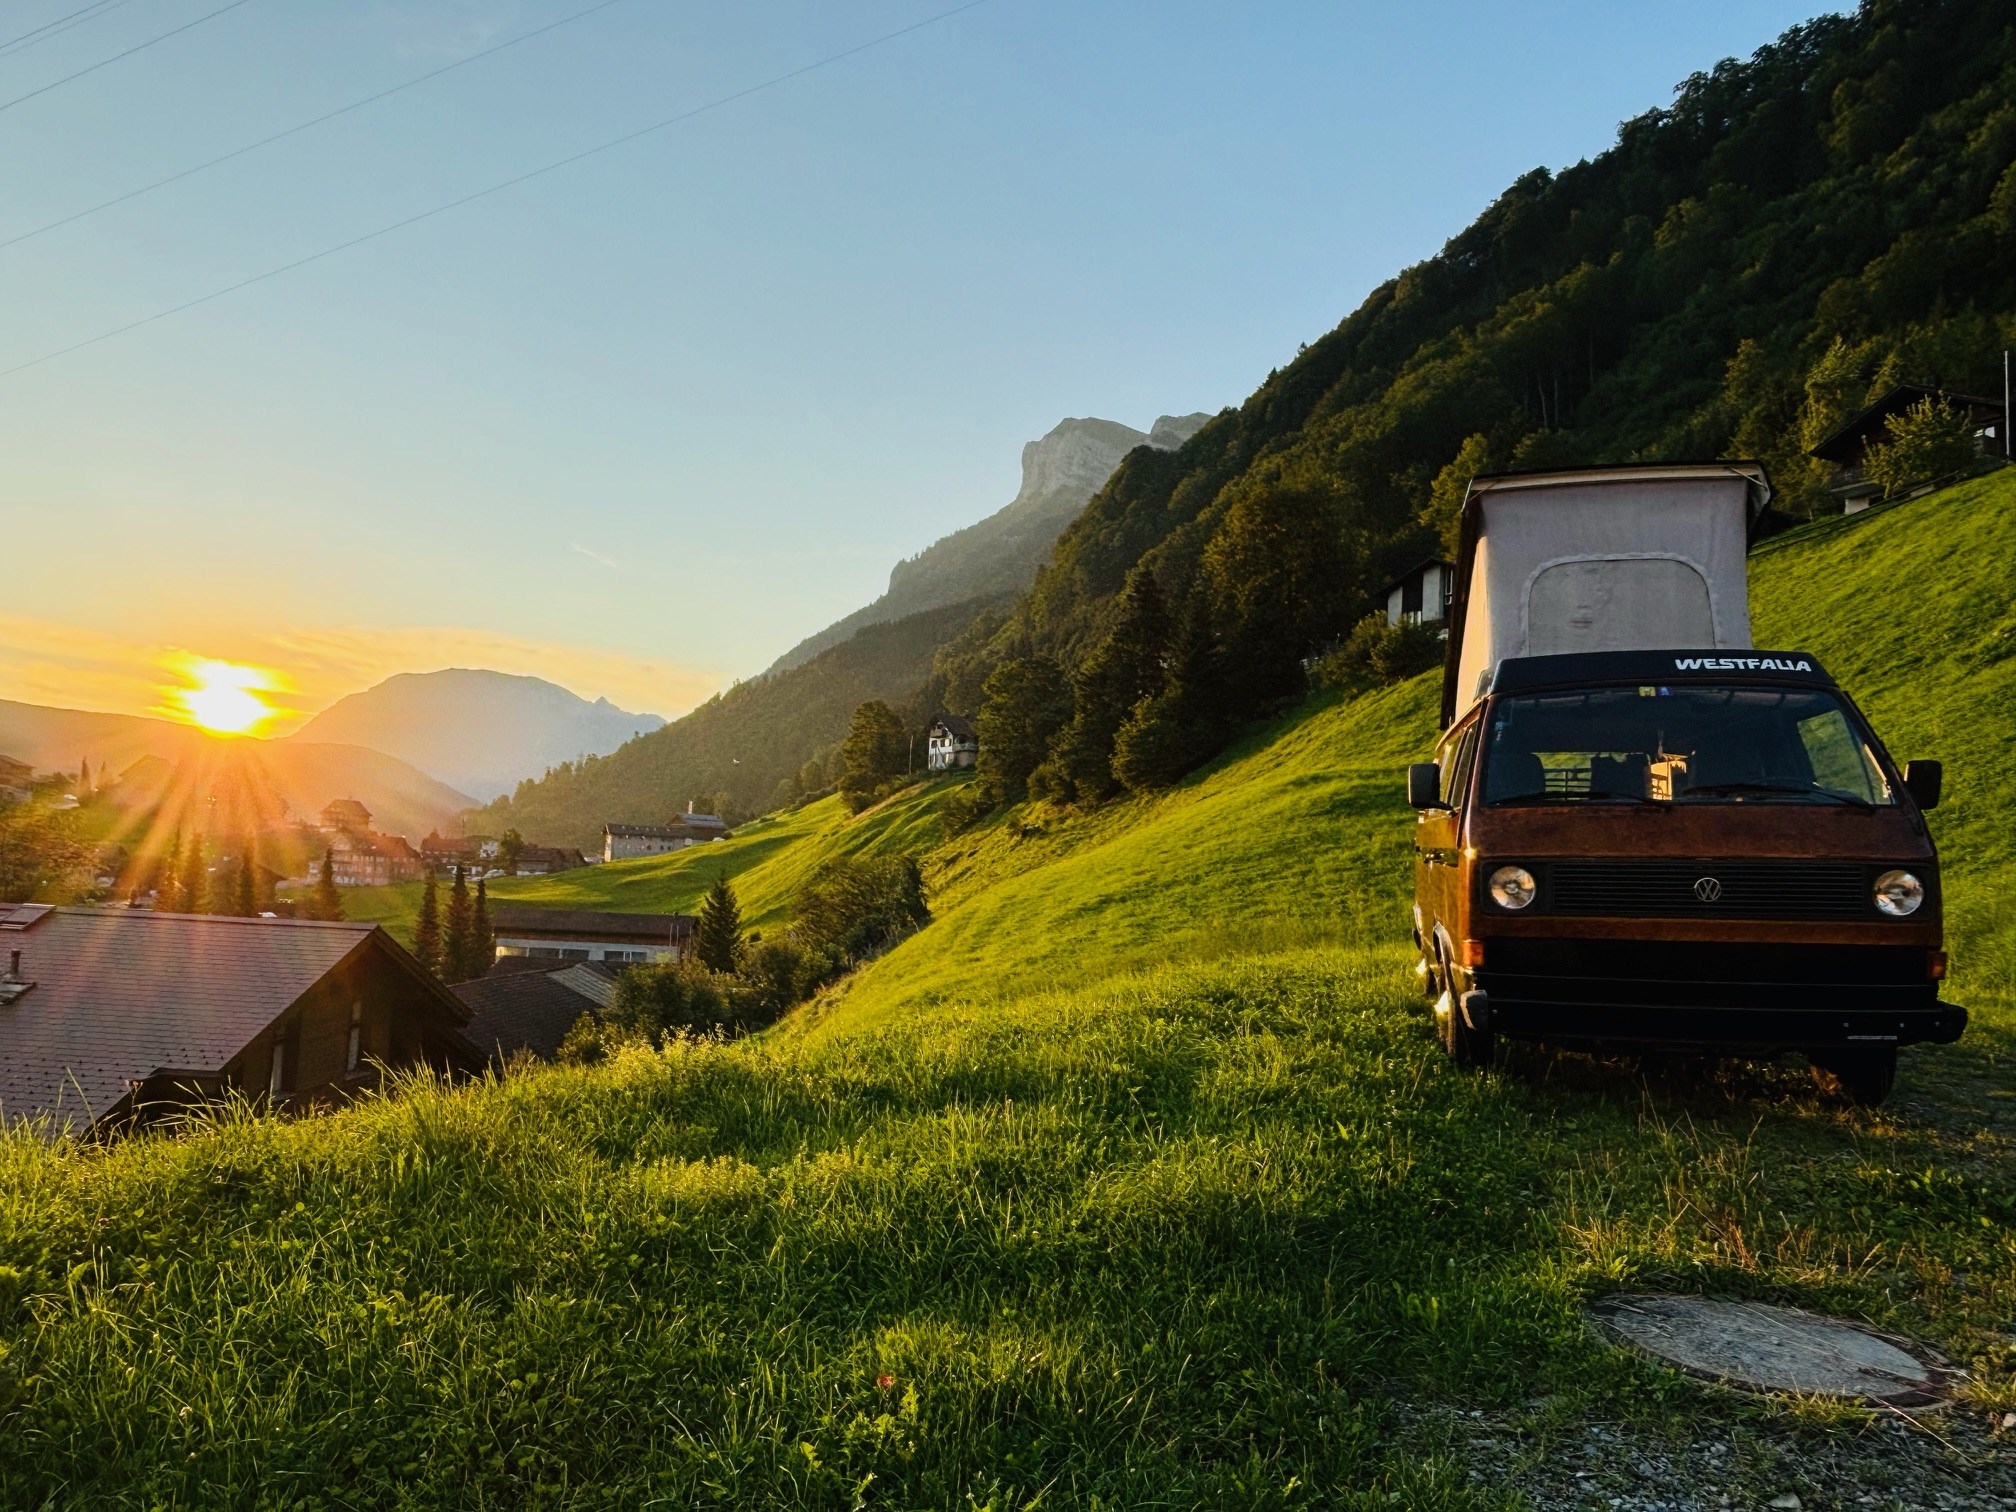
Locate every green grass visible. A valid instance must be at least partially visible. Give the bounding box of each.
[1,477,2011,1506]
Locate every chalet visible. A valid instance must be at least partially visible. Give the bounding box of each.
[1809,383,2008,510]
[326,829,424,886]
[603,813,732,862]
[926,714,980,772]
[319,798,373,832]
[490,904,694,967]
[512,845,587,876]
[452,960,618,1066]
[421,832,485,870]
[0,903,477,1137]
[1381,558,1454,628]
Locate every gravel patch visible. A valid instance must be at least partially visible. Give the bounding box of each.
[1392,1401,2016,1510]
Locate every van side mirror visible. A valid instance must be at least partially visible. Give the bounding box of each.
[1407,762,1446,810]
[1903,760,1942,811]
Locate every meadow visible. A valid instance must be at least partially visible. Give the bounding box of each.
[0,475,2010,1506]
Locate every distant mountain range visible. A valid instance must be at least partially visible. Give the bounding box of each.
[293,669,665,802]
[767,413,1213,672]
[0,699,475,841]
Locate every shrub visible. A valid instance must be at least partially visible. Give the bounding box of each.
[1310,615,1445,695]
[1865,396,1980,498]
[792,854,929,960]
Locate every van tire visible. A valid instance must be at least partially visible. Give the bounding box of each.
[1436,950,1494,1068]
[1809,1047,1897,1107]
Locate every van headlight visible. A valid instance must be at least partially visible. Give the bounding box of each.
[1489,865,1537,910]
[1873,869,1924,917]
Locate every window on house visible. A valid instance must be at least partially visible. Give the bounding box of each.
[345,1001,363,1072]
[268,1035,287,1098]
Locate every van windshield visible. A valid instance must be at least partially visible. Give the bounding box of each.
[1480,685,1896,807]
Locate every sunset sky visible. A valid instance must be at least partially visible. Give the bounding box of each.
[0,0,1828,735]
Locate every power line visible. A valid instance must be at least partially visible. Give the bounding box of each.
[0,0,634,253]
[0,0,137,57]
[0,0,257,116]
[0,0,990,381]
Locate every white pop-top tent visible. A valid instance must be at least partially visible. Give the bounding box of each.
[1443,462,1772,725]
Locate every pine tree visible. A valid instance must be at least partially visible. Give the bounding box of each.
[315,850,343,922]
[443,865,474,983]
[471,876,495,978]
[178,835,207,915]
[839,700,908,812]
[413,873,443,976]
[694,873,742,973]
[154,831,181,908]
[1052,567,1171,803]
[1114,597,1230,792]
[78,757,91,794]
[232,837,257,917]
[976,656,1072,805]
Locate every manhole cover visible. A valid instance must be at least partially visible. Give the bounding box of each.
[1586,1293,1958,1406]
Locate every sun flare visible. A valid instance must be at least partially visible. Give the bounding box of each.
[167,657,280,735]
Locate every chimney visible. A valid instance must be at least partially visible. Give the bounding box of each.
[0,949,33,1006]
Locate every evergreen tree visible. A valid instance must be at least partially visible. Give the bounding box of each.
[1051,567,1172,804]
[1419,433,1493,555]
[471,876,495,978]
[976,656,1072,805]
[1114,598,1231,792]
[1202,482,1358,702]
[153,830,181,909]
[231,840,257,917]
[838,700,908,813]
[413,873,443,976]
[498,828,525,876]
[178,835,208,915]
[77,757,90,794]
[443,865,474,983]
[314,850,343,922]
[694,872,742,973]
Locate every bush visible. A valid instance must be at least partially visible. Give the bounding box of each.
[793,855,929,960]
[605,959,747,1045]
[1865,396,1980,498]
[1310,615,1445,695]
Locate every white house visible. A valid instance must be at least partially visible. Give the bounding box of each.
[489,905,694,966]
[1381,558,1454,628]
[926,714,979,772]
[602,810,732,863]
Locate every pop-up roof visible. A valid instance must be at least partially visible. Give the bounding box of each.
[1442,461,1771,726]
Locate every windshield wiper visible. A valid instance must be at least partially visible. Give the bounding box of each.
[1489,788,1661,806]
[1684,780,1874,810]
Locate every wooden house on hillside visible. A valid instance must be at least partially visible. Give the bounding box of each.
[1381,558,1454,628]
[1809,383,2007,510]
[926,714,979,772]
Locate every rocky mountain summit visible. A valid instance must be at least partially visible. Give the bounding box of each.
[770,412,1213,673]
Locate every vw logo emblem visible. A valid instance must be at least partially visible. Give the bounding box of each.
[1693,876,1723,903]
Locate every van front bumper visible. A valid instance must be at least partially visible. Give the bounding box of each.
[1471,937,1966,1052]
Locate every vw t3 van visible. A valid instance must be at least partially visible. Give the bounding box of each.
[1405,464,1963,1103]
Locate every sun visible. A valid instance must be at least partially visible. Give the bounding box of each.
[167,658,279,736]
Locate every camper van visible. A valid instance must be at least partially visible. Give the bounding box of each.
[1406,463,1962,1105]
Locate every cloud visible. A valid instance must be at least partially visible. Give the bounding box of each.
[570,542,621,570]
[0,614,721,735]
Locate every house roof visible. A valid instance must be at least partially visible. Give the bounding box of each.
[931,713,979,740]
[1377,556,1455,598]
[452,962,617,1065]
[1808,384,2005,463]
[488,905,695,943]
[0,908,470,1137]
[603,821,729,840]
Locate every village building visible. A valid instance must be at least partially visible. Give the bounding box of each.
[452,960,619,1066]
[319,798,374,832]
[325,829,424,887]
[490,904,694,966]
[1809,383,2008,510]
[1381,558,1455,628]
[602,810,732,862]
[511,845,587,876]
[925,714,980,772]
[420,832,486,871]
[0,904,477,1137]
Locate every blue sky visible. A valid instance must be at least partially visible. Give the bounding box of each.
[0,0,1835,727]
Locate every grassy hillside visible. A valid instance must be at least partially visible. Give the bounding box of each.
[2,478,2012,1505]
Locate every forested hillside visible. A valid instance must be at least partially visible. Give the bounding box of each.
[472,598,999,849]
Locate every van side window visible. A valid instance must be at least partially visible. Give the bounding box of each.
[1443,720,1481,806]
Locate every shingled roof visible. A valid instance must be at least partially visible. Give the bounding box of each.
[487,905,695,943]
[453,962,618,1065]
[0,908,469,1137]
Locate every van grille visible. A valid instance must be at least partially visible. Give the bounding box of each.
[1542,860,1877,920]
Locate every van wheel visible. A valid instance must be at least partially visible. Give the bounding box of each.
[1809,1048,1897,1107]
[1435,951,1494,1068]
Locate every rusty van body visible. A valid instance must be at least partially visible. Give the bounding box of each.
[1405,464,1962,1104]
